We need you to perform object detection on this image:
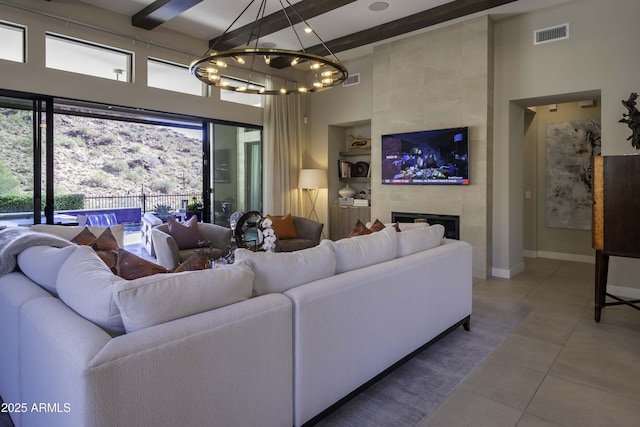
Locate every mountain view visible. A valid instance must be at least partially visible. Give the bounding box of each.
[0,108,202,197]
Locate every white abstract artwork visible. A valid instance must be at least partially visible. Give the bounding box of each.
[546,119,601,230]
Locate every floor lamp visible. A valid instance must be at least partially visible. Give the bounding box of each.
[298,169,328,223]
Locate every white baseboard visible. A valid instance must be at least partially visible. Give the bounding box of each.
[492,261,525,279]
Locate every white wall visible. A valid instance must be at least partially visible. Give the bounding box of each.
[493,0,640,290]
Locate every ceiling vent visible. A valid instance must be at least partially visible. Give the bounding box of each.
[343,73,360,87]
[534,23,569,45]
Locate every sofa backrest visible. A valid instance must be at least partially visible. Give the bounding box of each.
[30,224,125,248]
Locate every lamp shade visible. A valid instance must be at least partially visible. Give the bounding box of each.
[298,169,328,189]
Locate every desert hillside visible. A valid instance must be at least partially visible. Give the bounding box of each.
[0,109,202,196]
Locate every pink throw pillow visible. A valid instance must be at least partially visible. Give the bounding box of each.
[166,216,201,250]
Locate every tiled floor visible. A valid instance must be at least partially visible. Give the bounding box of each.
[420,257,640,427]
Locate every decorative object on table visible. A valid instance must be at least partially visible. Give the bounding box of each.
[185,197,203,221]
[545,119,601,230]
[619,92,640,149]
[234,211,266,251]
[189,0,348,95]
[348,135,372,150]
[260,217,276,252]
[338,160,352,178]
[338,184,357,199]
[350,161,369,177]
[338,197,354,206]
[298,169,328,222]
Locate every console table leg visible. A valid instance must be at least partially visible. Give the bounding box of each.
[594,251,609,322]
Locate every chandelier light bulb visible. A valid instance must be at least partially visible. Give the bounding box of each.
[298,87,308,93]
[291,57,300,66]
[233,56,246,64]
[280,88,287,94]
[264,55,271,65]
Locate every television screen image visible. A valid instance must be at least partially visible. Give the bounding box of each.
[381,127,469,185]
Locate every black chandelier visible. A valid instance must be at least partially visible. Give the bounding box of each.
[189,0,348,95]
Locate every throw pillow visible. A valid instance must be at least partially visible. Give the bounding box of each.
[95,249,118,274]
[267,214,298,240]
[235,243,336,296]
[92,227,119,251]
[174,250,211,272]
[348,219,373,237]
[116,249,169,280]
[113,262,254,333]
[71,227,97,246]
[166,215,201,250]
[369,218,386,232]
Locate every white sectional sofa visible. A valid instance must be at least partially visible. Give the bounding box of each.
[0,222,472,427]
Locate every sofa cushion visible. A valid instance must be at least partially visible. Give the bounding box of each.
[331,225,398,274]
[166,215,201,249]
[17,245,77,296]
[396,224,445,258]
[30,224,125,248]
[56,246,126,335]
[267,214,298,239]
[235,243,335,296]
[113,262,254,333]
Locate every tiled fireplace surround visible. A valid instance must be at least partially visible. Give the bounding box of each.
[370,16,492,279]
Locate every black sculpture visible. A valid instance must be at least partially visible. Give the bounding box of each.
[619,92,640,149]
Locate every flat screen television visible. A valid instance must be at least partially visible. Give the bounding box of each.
[381,127,469,185]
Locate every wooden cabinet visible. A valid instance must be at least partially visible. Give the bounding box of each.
[592,155,640,322]
[330,205,371,240]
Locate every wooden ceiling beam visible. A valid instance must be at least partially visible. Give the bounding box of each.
[208,0,357,50]
[303,0,518,56]
[132,0,204,31]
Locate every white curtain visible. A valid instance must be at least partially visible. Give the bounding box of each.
[263,76,303,216]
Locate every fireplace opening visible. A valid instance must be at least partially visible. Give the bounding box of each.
[391,212,460,240]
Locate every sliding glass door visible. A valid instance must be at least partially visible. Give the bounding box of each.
[0,94,52,228]
[209,123,262,227]
[0,90,262,233]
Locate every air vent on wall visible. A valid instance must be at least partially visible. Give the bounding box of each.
[343,73,360,87]
[534,23,569,45]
